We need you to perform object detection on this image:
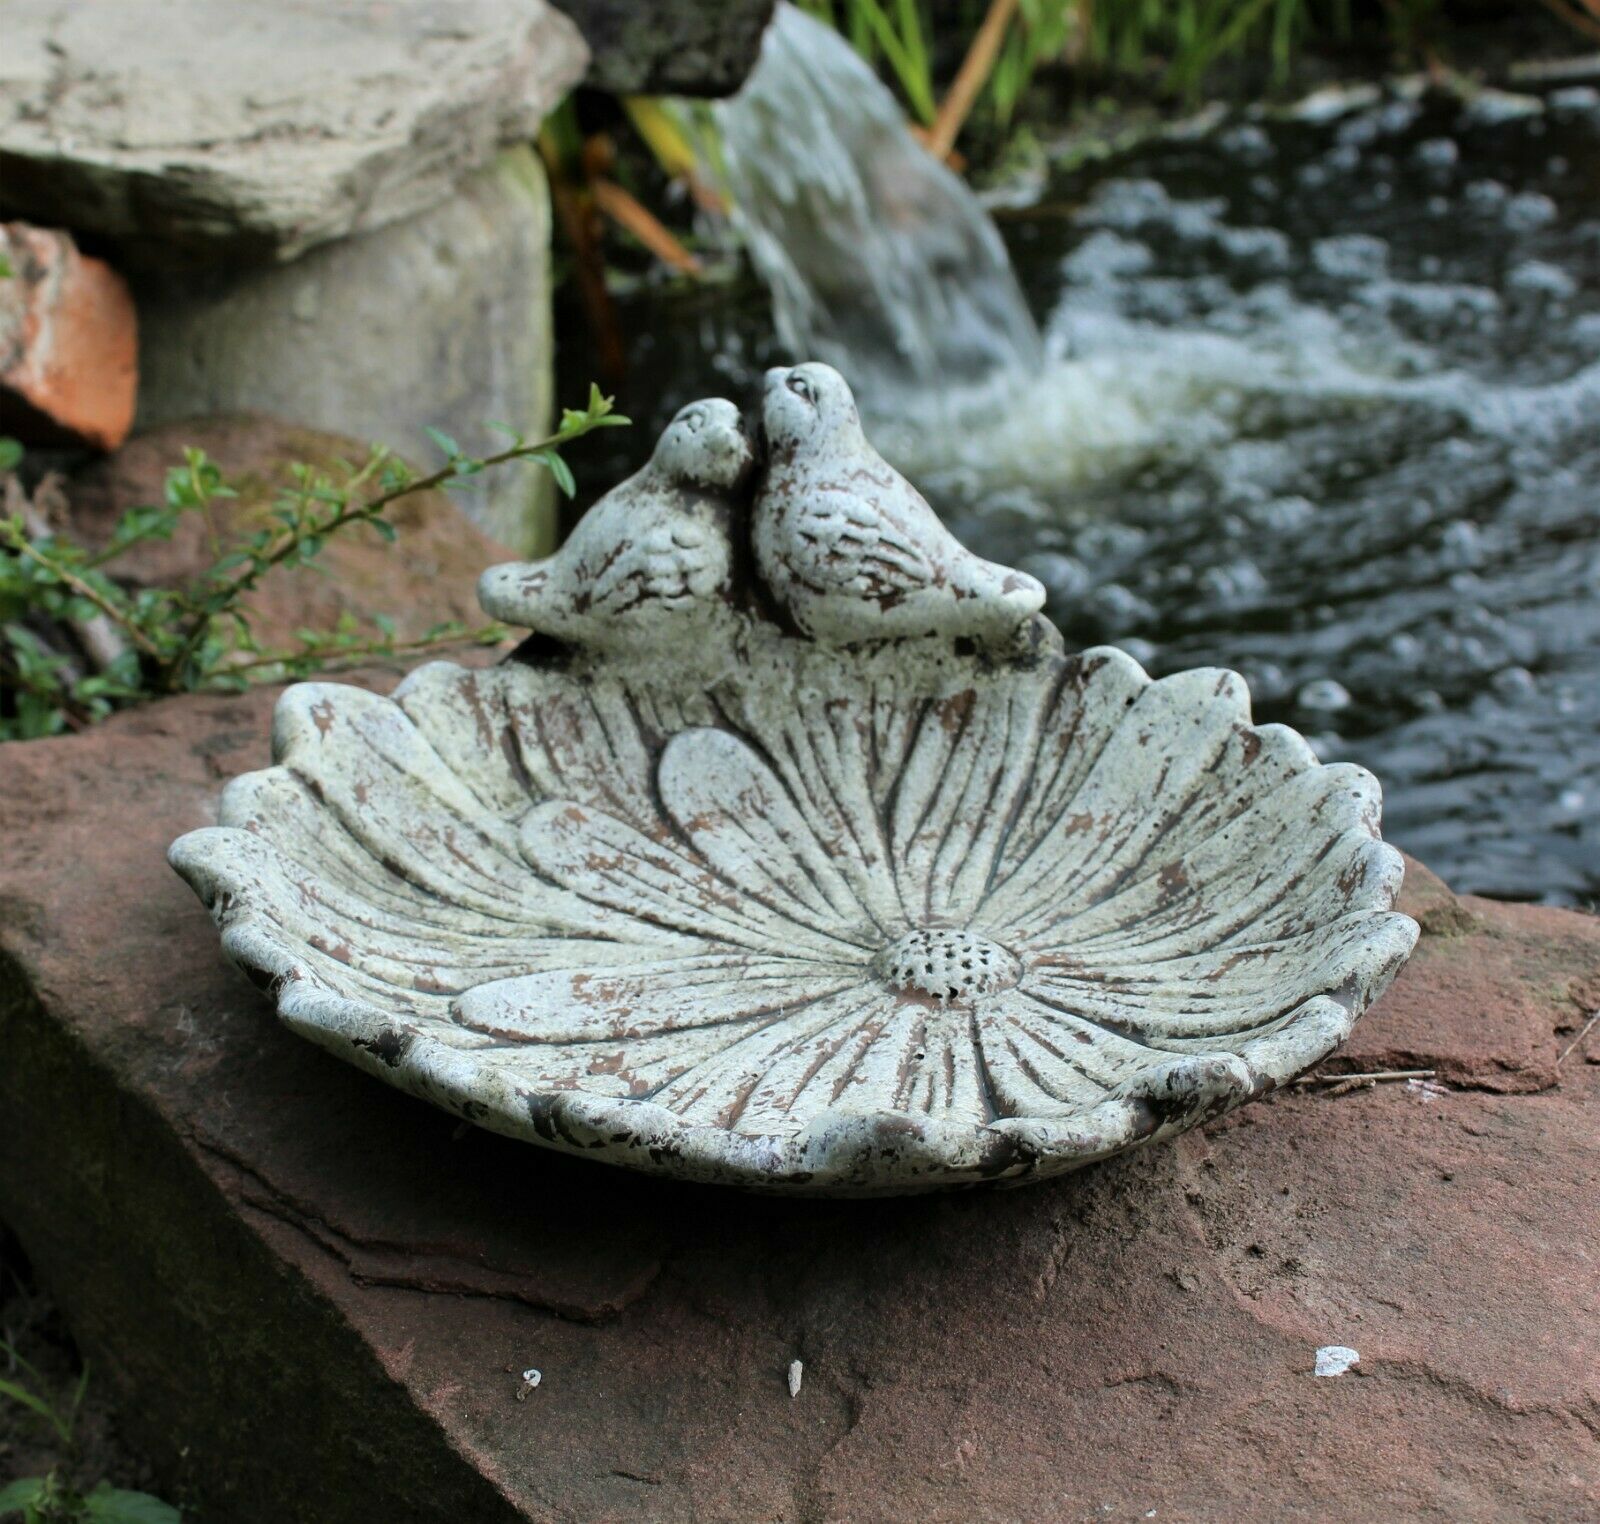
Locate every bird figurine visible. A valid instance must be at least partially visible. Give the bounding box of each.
[752,362,1046,653]
[479,398,755,655]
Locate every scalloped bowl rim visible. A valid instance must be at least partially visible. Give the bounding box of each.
[168,644,1419,1195]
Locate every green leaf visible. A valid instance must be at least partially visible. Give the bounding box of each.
[369,518,397,544]
[423,426,461,462]
[0,1477,46,1516]
[526,449,576,498]
[0,438,22,473]
[0,1375,70,1444]
[546,451,576,498]
[84,1482,182,1523]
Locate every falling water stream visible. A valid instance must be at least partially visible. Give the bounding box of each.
[557,24,1600,905]
[715,4,1043,399]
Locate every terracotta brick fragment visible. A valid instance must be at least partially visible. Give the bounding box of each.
[0,222,137,451]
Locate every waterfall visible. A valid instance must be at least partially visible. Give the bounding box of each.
[715,3,1043,408]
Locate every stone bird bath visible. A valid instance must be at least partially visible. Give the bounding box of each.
[170,365,1417,1194]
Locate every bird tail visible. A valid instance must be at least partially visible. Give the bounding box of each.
[953,556,1046,642]
[478,560,552,628]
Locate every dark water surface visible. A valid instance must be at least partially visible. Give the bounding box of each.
[557,89,1600,904]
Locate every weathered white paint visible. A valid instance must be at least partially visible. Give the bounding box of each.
[169,369,1416,1195]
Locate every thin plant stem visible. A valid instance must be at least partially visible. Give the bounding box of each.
[0,528,162,657]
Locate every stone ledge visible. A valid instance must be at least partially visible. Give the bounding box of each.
[0,0,587,267]
[0,681,1596,1522]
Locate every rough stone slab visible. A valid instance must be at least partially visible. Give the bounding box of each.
[0,222,137,450]
[130,148,559,551]
[1,685,1597,1522]
[0,0,587,266]
[550,0,776,95]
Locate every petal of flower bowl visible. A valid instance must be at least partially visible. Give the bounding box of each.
[169,367,1416,1195]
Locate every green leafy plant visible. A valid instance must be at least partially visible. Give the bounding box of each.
[801,0,939,125]
[0,388,628,741]
[790,0,1477,130]
[0,1344,177,1523]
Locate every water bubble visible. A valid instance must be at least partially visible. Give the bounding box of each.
[1387,632,1423,665]
[1413,137,1459,170]
[1490,666,1536,700]
[1198,560,1267,603]
[1022,552,1091,603]
[1082,178,1175,232]
[1219,123,1273,164]
[1504,192,1558,233]
[1572,313,1600,354]
[1312,234,1388,280]
[1086,583,1156,631]
[1213,225,1292,272]
[1461,90,1542,128]
[1550,85,1600,116]
[1075,523,1147,562]
[1062,230,1154,284]
[1298,679,1353,712]
[1251,496,1314,535]
[1506,260,1576,301]
[1439,520,1484,568]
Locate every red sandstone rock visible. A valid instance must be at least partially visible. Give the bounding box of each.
[0,223,137,451]
[0,684,1596,1522]
[66,415,513,655]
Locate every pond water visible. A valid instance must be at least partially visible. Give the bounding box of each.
[556,85,1600,905]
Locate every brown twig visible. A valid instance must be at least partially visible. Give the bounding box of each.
[1292,1068,1437,1094]
[1536,0,1600,44]
[223,623,511,678]
[540,140,626,386]
[927,0,1021,161]
[8,474,130,673]
[590,178,704,276]
[1,523,162,659]
[1555,1010,1599,1069]
[156,446,520,690]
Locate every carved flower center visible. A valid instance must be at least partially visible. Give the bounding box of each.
[875,928,1021,1003]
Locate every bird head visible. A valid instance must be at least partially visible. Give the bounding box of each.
[654,398,756,492]
[761,362,863,458]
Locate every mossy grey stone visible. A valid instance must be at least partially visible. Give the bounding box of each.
[133,148,558,553]
[549,0,775,95]
[0,0,586,266]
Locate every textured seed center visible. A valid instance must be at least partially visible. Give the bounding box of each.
[876,928,1020,1002]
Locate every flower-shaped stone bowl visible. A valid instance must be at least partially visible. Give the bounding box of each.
[170,368,1416,1195]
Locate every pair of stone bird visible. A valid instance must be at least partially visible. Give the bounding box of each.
[478,362,1045,658]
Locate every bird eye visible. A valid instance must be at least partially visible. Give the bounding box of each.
[786,375,814,404]
[680,407,704,432]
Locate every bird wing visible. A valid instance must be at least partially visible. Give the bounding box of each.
[789,487,938,597]
[585,517,726,614]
